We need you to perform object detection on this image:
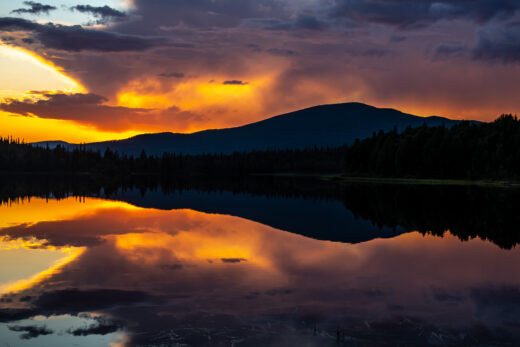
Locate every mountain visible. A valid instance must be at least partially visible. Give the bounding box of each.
[33,102,460,156]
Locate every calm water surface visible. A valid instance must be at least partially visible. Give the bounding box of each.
[0,185,519,346]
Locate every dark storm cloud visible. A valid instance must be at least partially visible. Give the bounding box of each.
[472,23,520,63]
[8,325,53,339]
[114,0,287,32]
[11,1,56,15]
[222,80,248,85]
[70,5,127,24]
[113,0,520,36]
[332,0,520,29]
[0,17,168,52]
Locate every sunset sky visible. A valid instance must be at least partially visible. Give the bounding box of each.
[1,0,520,142]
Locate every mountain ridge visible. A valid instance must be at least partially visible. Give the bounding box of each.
[32,102,463,155]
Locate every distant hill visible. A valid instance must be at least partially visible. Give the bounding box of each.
[32,102,460,156]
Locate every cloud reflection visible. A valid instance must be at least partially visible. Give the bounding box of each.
[0,197,519,345]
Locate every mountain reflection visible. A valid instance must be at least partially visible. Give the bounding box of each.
[0,195,520,346]
[3,175,520,248]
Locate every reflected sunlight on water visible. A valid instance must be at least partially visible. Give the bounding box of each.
[0,197,140,228]
[0,195,519,346]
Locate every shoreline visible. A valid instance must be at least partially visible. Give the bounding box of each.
[258,173,520,187]
[2,171,519,187]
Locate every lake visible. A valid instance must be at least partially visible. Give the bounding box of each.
[0,177,519,346]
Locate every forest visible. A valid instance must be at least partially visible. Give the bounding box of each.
[0,137,344,175]
[0,114,519,180]
[344,114,520,179]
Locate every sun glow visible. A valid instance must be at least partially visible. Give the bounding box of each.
[0,111,144,143]
[117,75,275,132]
[117,76,271,109]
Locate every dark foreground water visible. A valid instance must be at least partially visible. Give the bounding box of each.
[0,178,519,346]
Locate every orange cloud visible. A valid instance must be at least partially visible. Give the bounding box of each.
[1,72,279,136]
[116,74,277,132]
[0,91,205,133]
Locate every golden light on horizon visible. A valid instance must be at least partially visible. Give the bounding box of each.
[0,111,144,143]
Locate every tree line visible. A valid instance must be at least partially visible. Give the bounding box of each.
[345,114,520,179]
[0,138,344,175]
[1,114,519,179]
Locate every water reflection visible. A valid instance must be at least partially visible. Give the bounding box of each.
[0,195,519,346]
[3,174,520,248]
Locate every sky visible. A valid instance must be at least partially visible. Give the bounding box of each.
[0,0,520,142]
